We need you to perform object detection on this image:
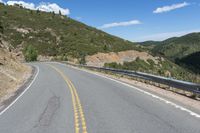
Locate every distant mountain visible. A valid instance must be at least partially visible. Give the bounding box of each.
[0,3,141,61]
[139,41,161,46]
[151,32,200,60]
[138,41,161,50]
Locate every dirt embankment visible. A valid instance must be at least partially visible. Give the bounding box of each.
[0,48,32,103]
[85,50,159,67]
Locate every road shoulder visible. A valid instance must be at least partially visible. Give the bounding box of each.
[0,65,37,114]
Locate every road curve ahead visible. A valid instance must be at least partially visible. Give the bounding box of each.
[0,62,200,133]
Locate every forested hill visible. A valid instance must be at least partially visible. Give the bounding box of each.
[152,32,200,60]
[0,3,141,60]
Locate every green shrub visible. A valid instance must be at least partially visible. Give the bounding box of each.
[79,57,86,65]
[24,45,38,62]
[0,21,3,34]
[104,62,119,68]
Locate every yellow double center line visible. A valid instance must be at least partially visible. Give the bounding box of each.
[48,64,88,133]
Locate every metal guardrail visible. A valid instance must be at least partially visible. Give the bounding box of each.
[80,65,200,95]
[62,62,200,96]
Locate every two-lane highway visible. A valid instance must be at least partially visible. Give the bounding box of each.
[0,62,200,133]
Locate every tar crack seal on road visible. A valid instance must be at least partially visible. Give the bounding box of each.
[36,96,60,127]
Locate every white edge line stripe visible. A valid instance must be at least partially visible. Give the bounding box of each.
[54,62,200,119]
[0,65,39,116]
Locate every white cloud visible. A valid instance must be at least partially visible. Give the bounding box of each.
[134,30,200,42]
[6,1,70,15]
[153,2,190,14]
[37,3,70,15]
[99,20,141,29]
[7,1,35,10]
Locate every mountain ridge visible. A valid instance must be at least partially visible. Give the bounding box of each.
[151,32,200,60]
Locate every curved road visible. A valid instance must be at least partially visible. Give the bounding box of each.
[0,62,200,133]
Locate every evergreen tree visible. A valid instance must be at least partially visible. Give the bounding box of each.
[0,21,3,34]
[52,11,55,17]
[4,11,7,15]
[59,10,62,15]
[103,45,108,51]
[36,9,40,14]
[0,21,3,39]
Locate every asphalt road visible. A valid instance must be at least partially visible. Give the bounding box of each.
[0,62,200,133]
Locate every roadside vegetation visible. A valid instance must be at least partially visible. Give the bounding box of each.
[23,45,38,62]
[176,51,200,74]
[104,58,200,83]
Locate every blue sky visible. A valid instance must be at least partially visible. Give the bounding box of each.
[1,0,200,42]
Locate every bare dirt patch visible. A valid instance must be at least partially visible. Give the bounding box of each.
[0,48,32,104]
[85,50,160,67]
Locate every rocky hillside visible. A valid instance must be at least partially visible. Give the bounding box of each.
[0,3,142,62]
[0,13,31,104]
[0,19,31,103]
[85,50,159,67]
[0,48,31,103]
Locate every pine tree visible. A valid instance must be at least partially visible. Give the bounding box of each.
[36,9,40,14]
[52,11,55,17]
[59,10,62,15]
[103,45,108,51]
[0,21,3,35]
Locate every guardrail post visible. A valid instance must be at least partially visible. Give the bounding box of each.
[195,94,200,100]
[185,91,194,97]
